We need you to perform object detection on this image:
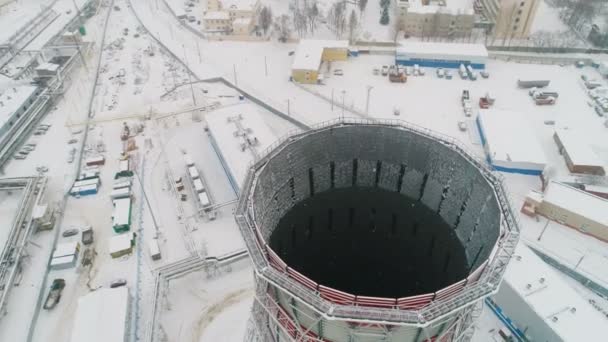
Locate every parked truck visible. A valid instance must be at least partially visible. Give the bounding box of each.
[479,93,495,108]
[461,89,470,103]
[388,66,407,83]
[43,278,66,310]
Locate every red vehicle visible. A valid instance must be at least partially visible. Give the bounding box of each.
[479,93,495,109]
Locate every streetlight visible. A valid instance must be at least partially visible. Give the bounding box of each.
[365,85,373,115]
[341,90,346,118]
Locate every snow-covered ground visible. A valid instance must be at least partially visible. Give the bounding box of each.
[0,189,22,249]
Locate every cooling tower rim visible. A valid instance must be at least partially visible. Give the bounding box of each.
[236,118,521,324]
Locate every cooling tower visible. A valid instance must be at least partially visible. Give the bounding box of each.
[236,119,519,342]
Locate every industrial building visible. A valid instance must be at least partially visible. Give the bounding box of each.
[236,119,519,341]
[477,109,547,175]
[50,241,80,270]
[479,0,540,39]
[109,232,136,258]
[395,42,487,69]
[0,86,40,138]
[522,181,608,242]
[397,0,475,38]
[492,244,607,341]
[553,128,605,176]
[69,287,130,342]
[206,105,276,194]
[290,40,349,84]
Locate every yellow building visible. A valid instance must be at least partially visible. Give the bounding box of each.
[523,181,608,242]
[232,17,253,36]
[204,0,259,36]
[203,11,232,33]
[397,0,475,38]
[291,40,349,84]
[480,0,540,39]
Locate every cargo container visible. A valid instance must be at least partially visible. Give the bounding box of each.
[73,177,100,189]
[85,156,105,166]
[184,154,194,167]
[111,198,132,233]
[188,166,200,179]
[110,187,131,200]
[113,179,132,190]
[70,184,98,196]
[517,79,550,88]
[148,239,161,261]
[193,178,205,193]
[119,159,129,172]
[198,192,211,207]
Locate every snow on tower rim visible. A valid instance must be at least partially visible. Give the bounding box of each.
[236,117,520,325]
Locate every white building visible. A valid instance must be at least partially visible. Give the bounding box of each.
[397,0,475,38]
[0,85,39,138]
[395,42,487,69]
[477,109,547,175]
[493,244,607,341]
[70,287,130,342]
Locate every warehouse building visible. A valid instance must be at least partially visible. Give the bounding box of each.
[109,232,136,258]
[0,85,39,138]
[553,128,605,176]
[291,39,349,84]
[70,287,130,342]
[477,109,547,175]
[522,181,608,242]
[492,243,606,342]
[111,197,132,233]
[395,42,487,69]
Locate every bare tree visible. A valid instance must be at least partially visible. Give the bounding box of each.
[258,6,273,35]
[328,1,347,37]
[358,0,368,14]
[275,14,292,42]
[307,2,320,34]
[348,9,358,42]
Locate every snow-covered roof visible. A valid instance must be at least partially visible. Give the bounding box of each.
[70,287,130,342]
[206,104,277,191]
[502,244,608,341]
[203,11,230,20]
[407,0,474,15]
[35,62,59,72]
[543,181,608,226]
[109,232,134,254]
[0,86,38,126]
[50,254,76,267]
[554,128,605,168]
[478,109,547,168]
[396,42,488,59]
[223,0,258,11]
[112,198,131,227]
[292,39,349,71]
[52,242,79,258]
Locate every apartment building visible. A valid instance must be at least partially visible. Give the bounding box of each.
[397,0,475,38]
[480,0,540,38]
[204,0,259,36]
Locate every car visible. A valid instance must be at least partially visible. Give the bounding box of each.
[36,166,49,173]
[480,70,490,78]
[34,130,45,135]
[13,155,26,160]
[418,68,426,76]
[288,51,295,56]
[110,279,127,288]
[381,65,389,76]
[436,68,445,78]
[405,67,412,76]
[333,69,343,76]
[373,68,380,75]
[444,70,453,79]
[62,228,79,237]
[393,108,401,116]
[458,121,467,131]
[68,139,78,144]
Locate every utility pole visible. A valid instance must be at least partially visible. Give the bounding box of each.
[341,90,346,118]
[195,39,202,63]
[331,89,334,111]
[537,219,550,241]
[287,99,290,115]
[264,56,268,76]
[182,44,199,121]
[233,64,238,86]
[365,85,373,115]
